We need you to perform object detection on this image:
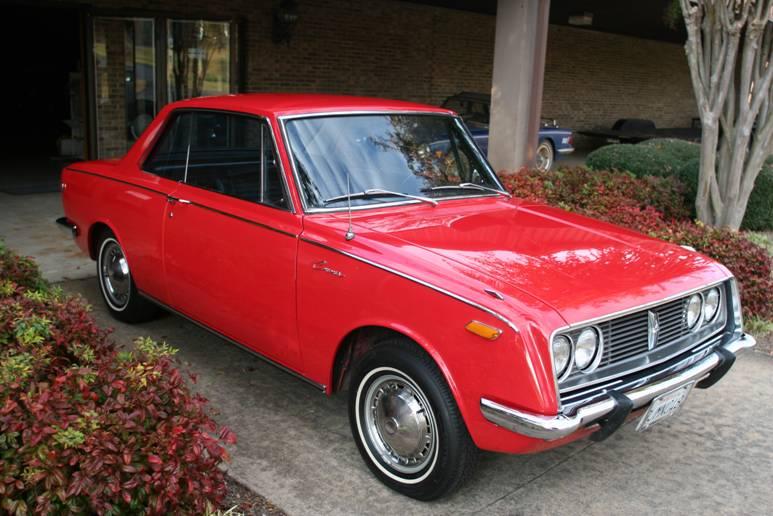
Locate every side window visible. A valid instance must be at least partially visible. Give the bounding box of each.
[143,110,288,209]
[143,112,193,181]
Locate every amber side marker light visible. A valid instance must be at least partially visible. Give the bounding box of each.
[465,320,503,341]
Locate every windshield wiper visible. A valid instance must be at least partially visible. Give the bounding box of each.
[422,183,512,199]
[322,188,438,207]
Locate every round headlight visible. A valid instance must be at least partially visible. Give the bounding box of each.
[574,327,600,371]
[686,293,703,329]
[552,335,572,379]
[703,288,721,322]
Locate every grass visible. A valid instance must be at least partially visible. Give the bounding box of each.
[745,231,773,255]
[743,231,773,339]
[746,316,773,338]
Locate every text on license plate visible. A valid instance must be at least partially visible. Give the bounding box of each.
[636,382,695,432]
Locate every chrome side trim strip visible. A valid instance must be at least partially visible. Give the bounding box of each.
[299,237,519,334]
[480,332,755,441]
[183,200,298,239]
[66,168,298,240]
[68,167,167,197]
[139,291,326,393]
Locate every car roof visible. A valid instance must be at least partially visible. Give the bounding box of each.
[166,93,455,118]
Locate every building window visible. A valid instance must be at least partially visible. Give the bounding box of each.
[92,16,235,158]
[167,20,231,102]
[93,17,156,158]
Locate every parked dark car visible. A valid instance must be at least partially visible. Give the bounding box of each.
[442,92,574,171]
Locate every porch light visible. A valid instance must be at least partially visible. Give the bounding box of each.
[272,0,300,45]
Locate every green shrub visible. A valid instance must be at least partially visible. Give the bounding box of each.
[677,158,773,231]
[0,242,235,514]
[638,138,700,164]
[586,143,679,177]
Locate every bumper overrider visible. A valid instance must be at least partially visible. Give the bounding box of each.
[480,332,756,441]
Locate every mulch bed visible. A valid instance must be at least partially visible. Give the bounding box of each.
[221,475,287,516]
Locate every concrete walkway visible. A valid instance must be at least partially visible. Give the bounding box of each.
[0,192,92,281]
[3,192,773,515]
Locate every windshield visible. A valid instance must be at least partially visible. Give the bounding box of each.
[284,114,504,209]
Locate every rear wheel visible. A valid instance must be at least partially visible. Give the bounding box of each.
[96,230,159,323]
[348,339,477,500]
[535,140,555,172]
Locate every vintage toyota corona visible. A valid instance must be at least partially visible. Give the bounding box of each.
[59,94,755,500]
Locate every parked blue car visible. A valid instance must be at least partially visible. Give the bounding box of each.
[442,92,574,171]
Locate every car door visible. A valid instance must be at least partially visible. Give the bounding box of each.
[161,110,302,369]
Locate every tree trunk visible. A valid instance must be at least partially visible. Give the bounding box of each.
[680,0,773,230]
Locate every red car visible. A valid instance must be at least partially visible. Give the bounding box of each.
[59,94,755,500]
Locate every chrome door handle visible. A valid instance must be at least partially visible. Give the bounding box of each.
[167,195,191,204]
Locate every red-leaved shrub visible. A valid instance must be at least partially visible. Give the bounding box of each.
[0,243,234,514]
[501,168,773,320]
[500,166,690,222]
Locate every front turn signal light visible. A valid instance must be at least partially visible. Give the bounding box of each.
[465,320,503,341]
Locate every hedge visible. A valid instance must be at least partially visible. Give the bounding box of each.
[501,167,773,320]
[677,158,773,231]
[588,138,773,230]
[585,143,682,177]
[0,242,235,514]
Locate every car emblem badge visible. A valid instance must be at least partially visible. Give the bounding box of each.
[648,311,660,350]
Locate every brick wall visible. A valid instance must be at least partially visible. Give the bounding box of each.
[54,0,697,155]
[542,25,698,147]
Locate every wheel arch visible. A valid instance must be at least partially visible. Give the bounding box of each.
[88,220,120,260]
[330,324,460,401]
[539,136,556,152]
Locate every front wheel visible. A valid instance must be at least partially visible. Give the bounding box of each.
[348,339,478,500]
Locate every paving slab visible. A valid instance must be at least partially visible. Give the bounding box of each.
[0,192,93,281]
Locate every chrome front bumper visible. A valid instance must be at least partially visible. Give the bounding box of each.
[480,333,756,441]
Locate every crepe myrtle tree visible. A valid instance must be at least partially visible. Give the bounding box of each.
[676,0,773,229]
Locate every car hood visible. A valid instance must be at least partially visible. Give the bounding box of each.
[344,198,727,325]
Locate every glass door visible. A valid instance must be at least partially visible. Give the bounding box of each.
[167,20,231,102]
[93,17,156,158]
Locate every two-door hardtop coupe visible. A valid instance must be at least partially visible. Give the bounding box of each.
[59,94,755,500]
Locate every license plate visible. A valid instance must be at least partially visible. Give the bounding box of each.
[636,382,695,432]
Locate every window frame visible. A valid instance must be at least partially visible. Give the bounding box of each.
[278,111,506,214]
[141,108,294,213]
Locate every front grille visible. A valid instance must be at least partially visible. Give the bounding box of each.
[558,283,728,406]
[596,298,687,369]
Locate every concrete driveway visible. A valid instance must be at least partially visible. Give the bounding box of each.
[3,192,773,515]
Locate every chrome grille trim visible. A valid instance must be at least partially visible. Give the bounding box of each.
[552,280,729,408]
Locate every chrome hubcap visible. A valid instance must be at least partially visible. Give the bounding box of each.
[536,144,553,172]
[363,373,437,474]
[100,240,130,309]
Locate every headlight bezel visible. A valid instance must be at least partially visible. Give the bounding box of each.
[573,326,603,373]
[551,334,573,381]
[685,293,703,330]
[703,287,721,324]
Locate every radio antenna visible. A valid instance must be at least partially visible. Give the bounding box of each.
[345,172,355,241]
